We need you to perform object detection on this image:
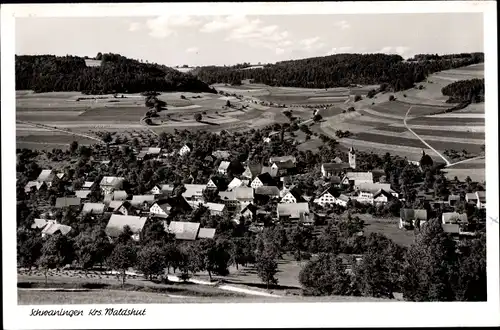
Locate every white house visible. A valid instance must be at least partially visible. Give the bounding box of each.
[218,161,231,175]
[357,183,398,198]
[280,187,305,204]
[108,201,131,215]
[399,209,428,229]
[465,192,478,205]
[150,200,171,217]
[344,171,374,186]
[150,185,162,195]
[277,203,311,224]
[250,173,275,189]
[313,188,336,206]
[321,163,350,178]
[189,202,226,216]
[182,184,206,202]
[100,176,125,195]
[442,212,468,225]
[178,144,191,156]
[105,214,148,241]
[475,191,486,209]
[36,169,57,187]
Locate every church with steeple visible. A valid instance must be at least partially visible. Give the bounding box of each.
[349,146,356,169]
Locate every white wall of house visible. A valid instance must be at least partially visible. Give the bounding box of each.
[250,178,263,189]
[150,203,168,216]
[270,163,279,177]
[150,186,161,195]
[206,180,218,190]
[314,192,336,206]
[179,146,190,156]
[281,192,297,204]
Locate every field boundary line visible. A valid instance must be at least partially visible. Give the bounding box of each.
[446,155,485,168]
[16,120,105,144]
[404,106,451,166]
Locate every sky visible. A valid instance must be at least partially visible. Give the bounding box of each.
[16,13,484,67]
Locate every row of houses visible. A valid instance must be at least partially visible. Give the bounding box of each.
[399,208,477,237]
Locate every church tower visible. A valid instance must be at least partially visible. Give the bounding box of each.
[349,146,356,169]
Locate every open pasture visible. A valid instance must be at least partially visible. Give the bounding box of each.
[376,125,485,140]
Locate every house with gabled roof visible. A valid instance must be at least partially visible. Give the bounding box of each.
[399,209,428,229]
[147,147,161,155]
[212,150,230,160]
[108,201,131,215]
[475,191,486,209]
[277,203,311,224]
[82,181,96,190]
[251,173,276,189]
[357,183,398,198]
[343,171,374,186]
[218,161,231,175]
[55,197,81,209]
[105,214,148,241]
[227,177,244,191]
[206,176,229,191]
[242,163,263,180]
[32,218,53,230]
[321,163,351,178]
[281,187,306,204]
[36,169,57,187]
[24,181,46,193]
[270,155,296,164]
[166,221,200,241]
[189,201,226,216]
[198,228,216,239]
[182,184,206,202]
[131,195,156,207]
[261,164,279,178]
[465,192,478,205]
[313,187,340,207]
[100,176,125,195]
[255,186,280,199]
[150,199,172,217]
[448,194,460,207]
[178,144,191,156]
[82,203,106,215]
[442,212,468,225]
[41,222,72,238]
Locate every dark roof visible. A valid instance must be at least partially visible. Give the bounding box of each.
[275,159,296,169]
[257,173,275,186]
[322,163,350,171]
[164,196,192,213]
[55,197,81,208]
[330,176,342,184]
[255,186,280,196]
[400,209,428,221]
[246,163,263,177]
[287,187,306,202]
[209,176,229,191]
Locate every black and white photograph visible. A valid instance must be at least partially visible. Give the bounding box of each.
[2,2,499,329]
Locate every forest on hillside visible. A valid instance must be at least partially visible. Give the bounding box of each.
[441,78,485,103]
[15,53,216,94]
[195,53,484,92]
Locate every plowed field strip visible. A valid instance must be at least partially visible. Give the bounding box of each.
[365,129,485,145]
[407,117,485,125]
[389,123,484,133]
[375,125,485,140]
[351,132,484,153]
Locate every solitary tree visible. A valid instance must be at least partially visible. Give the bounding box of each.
[194,113,203,122]
[256,248,278,289]
[108,243,137,286]
[37,233,75,285]
[137,244,167,280]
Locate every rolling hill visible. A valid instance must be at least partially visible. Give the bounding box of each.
[15,53,216,95]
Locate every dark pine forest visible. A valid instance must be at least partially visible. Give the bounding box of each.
[194,53,484,91]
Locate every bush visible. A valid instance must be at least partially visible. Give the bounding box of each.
[348,107,355,112]
[389,95,396,101]
[354,95,362,102]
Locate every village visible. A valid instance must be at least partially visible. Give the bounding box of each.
[23,137,486,247]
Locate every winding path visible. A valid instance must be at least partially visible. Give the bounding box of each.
[403,106,451,166]
[403,106,485,168]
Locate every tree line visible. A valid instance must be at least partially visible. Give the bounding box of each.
[195,53,484,92]
[441,78,485,103]
[15,53,216,94]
